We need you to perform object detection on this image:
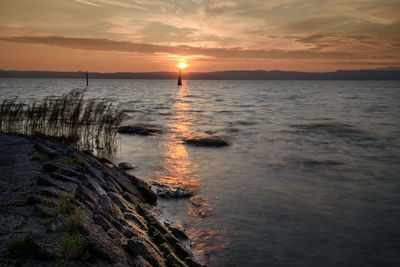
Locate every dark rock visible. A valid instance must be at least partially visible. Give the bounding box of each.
[123,191,143,207]
[7,234,54,259]
[152,229,167,245]
[145,214,169,235]
[296,158,344,166]
[188,196,206,207]
[100,157,114,165]
[124,212,148,230]
[166,253,187,267]
[108,216,125,232]
[76,185,98,206]
[93,214,113,232]
[80,212,130,264]
[99,194,123,218]
[173,242,191,260]
[164,232,179,246]
[29,195,58,207]
[165,223,189,240]
[118,124,162,135]
[36,175,77,192]
[33,204,56,217]
[51,172,79,184]
[125,173,157,204]
[185,257,202,267]
[108,191,131,213]
[152,181,194,199]
[34,187,65,198]
[107,228,127,247]
[122,227,137,238]
[119,162,137,170]
[112,173,142,198]
[33,142,58,158]
[128,239,149,256]
[42,162,59,172]
[104,181,121,193]
[183,136,229,147]
[223,127,240,133]
[289,122,363,135]
[133,255,152,267]
[79,173,107,197]
[49,213,65,232]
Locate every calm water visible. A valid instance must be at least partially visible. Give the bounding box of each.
[1,78,400,266]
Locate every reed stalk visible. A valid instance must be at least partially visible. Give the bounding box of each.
[0,89,126,158]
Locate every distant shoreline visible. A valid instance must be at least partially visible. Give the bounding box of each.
[1,69,400,80]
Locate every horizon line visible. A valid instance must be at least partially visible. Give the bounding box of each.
[2,68,400,74]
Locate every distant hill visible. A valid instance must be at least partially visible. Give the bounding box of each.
[0,69,399,80]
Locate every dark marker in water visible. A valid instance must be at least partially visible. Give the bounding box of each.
[177,69,182,86]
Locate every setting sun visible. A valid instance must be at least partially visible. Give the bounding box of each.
[178,62,187,69]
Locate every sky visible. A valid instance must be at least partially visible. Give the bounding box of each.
[0,0,399,72]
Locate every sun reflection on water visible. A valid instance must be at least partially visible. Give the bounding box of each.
[153,84,199,189]
[153,84,229,264]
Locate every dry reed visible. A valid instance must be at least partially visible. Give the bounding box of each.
[0,89,126,157]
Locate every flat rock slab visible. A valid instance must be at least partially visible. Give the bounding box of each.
[119,162,137,170]
[151,181,195,199]
[183,136,229,147]
[118,124,162,136]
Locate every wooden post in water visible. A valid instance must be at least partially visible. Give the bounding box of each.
[86,71,89,86]
[177,69,182,86]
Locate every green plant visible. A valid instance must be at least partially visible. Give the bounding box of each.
[31,155,45,163]
[53,155,84,167]
[57,233,88,260]
[8,235,50,259]
[56,194,73,215]
[8,237,29,253]
[64,209,82,232]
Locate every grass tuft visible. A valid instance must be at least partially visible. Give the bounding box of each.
[56,194,74,215]
[31,155,45,163]
[53,155,84,166]
[57,232,88,260]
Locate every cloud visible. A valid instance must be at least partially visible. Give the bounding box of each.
[74,0,103,7]
[74,0,146,9]
[1,35,361,59]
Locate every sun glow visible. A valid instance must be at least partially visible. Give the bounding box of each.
[178,62,187,69]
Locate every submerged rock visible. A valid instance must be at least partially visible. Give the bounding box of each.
[289,122,363,135]
[119,162,137,170]
[151,181,195,199]
[118,124,162,135]
[288,157,344,166]
[164,221,189,240]
[183,136,229,147]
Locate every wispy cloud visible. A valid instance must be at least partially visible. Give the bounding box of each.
[1,35,359,59]
[74,0,103,7]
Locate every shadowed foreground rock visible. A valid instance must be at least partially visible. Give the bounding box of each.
[0,132,203,267]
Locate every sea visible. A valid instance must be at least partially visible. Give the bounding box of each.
[1,78,400,266]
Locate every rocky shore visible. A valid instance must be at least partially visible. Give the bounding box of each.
[0,132,203,266]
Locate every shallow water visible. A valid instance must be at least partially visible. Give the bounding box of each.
[1,78,400,266]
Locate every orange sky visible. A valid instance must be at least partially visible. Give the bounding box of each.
[1,0,399,72]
